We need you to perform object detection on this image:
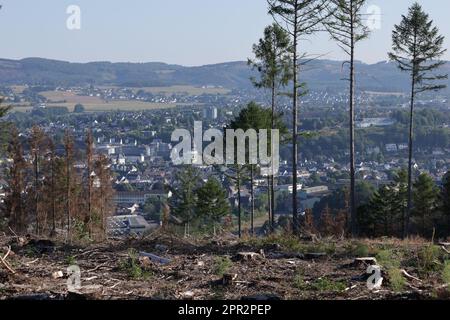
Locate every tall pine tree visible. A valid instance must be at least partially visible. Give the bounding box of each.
[389,3,448,238]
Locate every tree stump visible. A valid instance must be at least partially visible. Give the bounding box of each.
[222,273,238,286]
[236,252,264,262]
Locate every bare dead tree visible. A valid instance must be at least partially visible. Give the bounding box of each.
[63,130,75,242]
[29,126,46,235]
[85,129,94,237]
[5,127,27,233]
[324,0,370,236]
[94,154,115,240]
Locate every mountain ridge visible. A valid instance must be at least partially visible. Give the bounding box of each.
[0,57,449,93]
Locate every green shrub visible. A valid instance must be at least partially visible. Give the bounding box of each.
[213,256,232,277]
[349,242,370,257]
[310,242,336,255]
[120,249,152,280]
[311,278,347,292]
[443,261,450,285]
[376,250,400,269]
[293,268,306,289]
[388,268,406,292]
[65,255,77,265]
[417,245,441,275]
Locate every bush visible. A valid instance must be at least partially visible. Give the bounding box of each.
[293,268,306,289]
[417,245,441,276]
[65,255,77,265]
[376,249,401,269]
[443,261,450,285]
[311,278,347,292]
[120,249,152,280]
[213,256,232,277]
[388,268,406,292]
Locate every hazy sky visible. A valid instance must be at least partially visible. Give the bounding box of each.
[1,0,449,66]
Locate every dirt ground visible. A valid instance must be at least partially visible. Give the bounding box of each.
[1,232,449,300]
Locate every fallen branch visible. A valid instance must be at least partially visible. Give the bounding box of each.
[441,246,450,254]
[109,281,121,289]
[25,258,39,266]
[86,262,110,273]
[139,252,171,265]
[8,227,19,238]
[401,269,422,283]
[2,246,12,260]
[0,246,16,274]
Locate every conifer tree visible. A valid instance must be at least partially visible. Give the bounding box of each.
[249,23,292,230]
[268,0,331,234]
[389,3,448,237]
[195,178,230,236]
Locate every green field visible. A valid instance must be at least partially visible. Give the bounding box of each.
[99,85,230,96]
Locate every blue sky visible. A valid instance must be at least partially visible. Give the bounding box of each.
[1,0,449,66]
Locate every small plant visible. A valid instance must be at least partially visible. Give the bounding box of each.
[293,268,306,290]
[73,220,91,242]
[309,242,336,255]
[388,268,406,293]
[352,242,369,257]
[213,256,232,277]
[65,255,77,265]
[417,245,441,276]
[311,278,347,292]
[120,249,152,280]
[442,261,450,285]
[24,247,39,258]
[376,249,401,269]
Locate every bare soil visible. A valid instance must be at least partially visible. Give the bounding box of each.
[1,232,449,300]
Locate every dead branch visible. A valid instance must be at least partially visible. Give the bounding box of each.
[401,269,422,283]
[86,262,110,273]
[0,246,16,274]
[2,246,12,260]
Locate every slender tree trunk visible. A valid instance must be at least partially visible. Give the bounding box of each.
[405,36,417,239]
[267,175,272,231]
[349,2,358,237]
[34,152,39,235]
[271,80,276,231]
[66,157,71,242]
[237,166,242,238]
[51,153,56,236]
[250,165,255,236]
[292,7,299,235]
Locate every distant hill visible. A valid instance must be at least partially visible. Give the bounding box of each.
[0,57,449,93]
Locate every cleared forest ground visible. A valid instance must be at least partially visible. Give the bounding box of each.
[0,233,449,300]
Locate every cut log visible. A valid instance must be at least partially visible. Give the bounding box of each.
[353,257,378,267]
[52,271,64,279]
[139,252,171,265]
[267,252,305,260]
[155,244,169,252]
[222,273,238,286]
[304,253,327,260]
[236,252,264,262]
